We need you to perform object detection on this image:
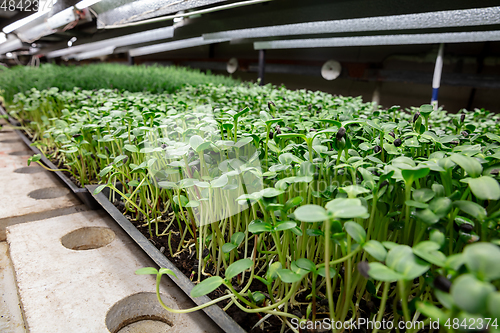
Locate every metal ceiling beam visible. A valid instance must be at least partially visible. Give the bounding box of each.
[128,36,229,57]
[45,25,174,58]
[204,6,500,40]
[94,0,227,29]
[254,30,500,50]
[0,38,23,54]
[180,0,500,37]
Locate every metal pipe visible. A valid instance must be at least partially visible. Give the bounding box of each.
[431,43,445,110]
[254,31,500,50]
[258,49,265,85]
[128,37,229,57]
[0,38,23,54]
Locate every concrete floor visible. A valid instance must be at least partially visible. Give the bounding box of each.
[0,128,29,170]
[0,126,86,241]
[0,119,221,332]
[0,121,28,332]
[7,210,220,333]
[0,131,84,239]
[0,242,25,333]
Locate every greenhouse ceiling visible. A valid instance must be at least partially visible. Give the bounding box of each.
[0,0,500,62]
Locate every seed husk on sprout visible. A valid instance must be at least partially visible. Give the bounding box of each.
[460,223,474,233]
[413,112,420,123]
[268,101,276,111]
[434,276,452,293]
[275,125,282,135]
[357,261,370,279]
[336,127,346,141]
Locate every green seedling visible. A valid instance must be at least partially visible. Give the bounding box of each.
[7,74,500,333]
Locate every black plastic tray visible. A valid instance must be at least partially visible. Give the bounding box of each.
[0,106,99,209]
[0,105,20,126]
[86,184,246,333]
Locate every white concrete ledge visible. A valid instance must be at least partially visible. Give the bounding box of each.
[0,161,81,224]
[7,210,220,333]
[0,242,26,333]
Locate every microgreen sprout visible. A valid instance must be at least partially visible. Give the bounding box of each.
[6,70,500,332]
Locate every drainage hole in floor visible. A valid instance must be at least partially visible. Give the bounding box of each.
[14,166,44,174]
[106,293,175,333]
[117,315,172,333]
[28,187,69,200]
[61,227,115,251]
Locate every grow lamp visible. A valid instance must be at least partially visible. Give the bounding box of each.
[203,6,500,40]
[128,37,229,57]
[17,7,78,42]
[3,0,96,38]
[46,26,174,58]
[253,30,500,50]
